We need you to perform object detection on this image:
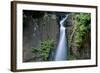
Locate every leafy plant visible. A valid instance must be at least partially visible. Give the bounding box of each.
[32,39,55,61]
[73,13,91,48]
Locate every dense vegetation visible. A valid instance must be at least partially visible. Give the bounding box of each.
[68,13,91,60]
[32,39,55,61]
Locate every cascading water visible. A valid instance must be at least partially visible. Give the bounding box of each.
[54,15,68,61]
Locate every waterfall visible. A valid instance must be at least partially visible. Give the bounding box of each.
[54,15,68,61]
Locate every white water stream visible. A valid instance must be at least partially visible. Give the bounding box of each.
[54,15,68,61]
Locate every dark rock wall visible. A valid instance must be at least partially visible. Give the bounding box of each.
[23,11,59,62]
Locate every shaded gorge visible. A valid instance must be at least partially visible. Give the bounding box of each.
[23,10,91,62]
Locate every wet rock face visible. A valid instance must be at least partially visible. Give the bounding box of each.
[23,10,59,62]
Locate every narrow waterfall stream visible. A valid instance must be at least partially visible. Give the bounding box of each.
[54,15,68,61]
